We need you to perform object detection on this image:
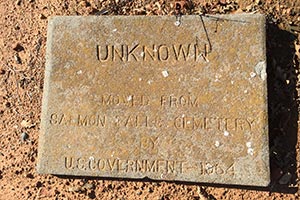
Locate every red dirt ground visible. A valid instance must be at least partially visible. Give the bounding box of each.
[0,0,299,199]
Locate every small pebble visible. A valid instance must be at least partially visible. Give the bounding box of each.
[255,0,261,5]
[21,120,35,128]
[69,185,82,192]
[82,183,94,190]
[14,54,22,64]
[16,0,21,6]
[20,132,29,142]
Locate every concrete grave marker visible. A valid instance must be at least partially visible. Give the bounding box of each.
[37,14,270,186]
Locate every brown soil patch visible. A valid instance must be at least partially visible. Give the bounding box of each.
[0,0,299,199]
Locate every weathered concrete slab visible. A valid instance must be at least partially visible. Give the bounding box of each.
[37,14,270,186]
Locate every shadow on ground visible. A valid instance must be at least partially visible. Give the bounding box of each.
[266,23,299,193]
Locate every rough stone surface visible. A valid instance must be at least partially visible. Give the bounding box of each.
[37,14,269,186]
